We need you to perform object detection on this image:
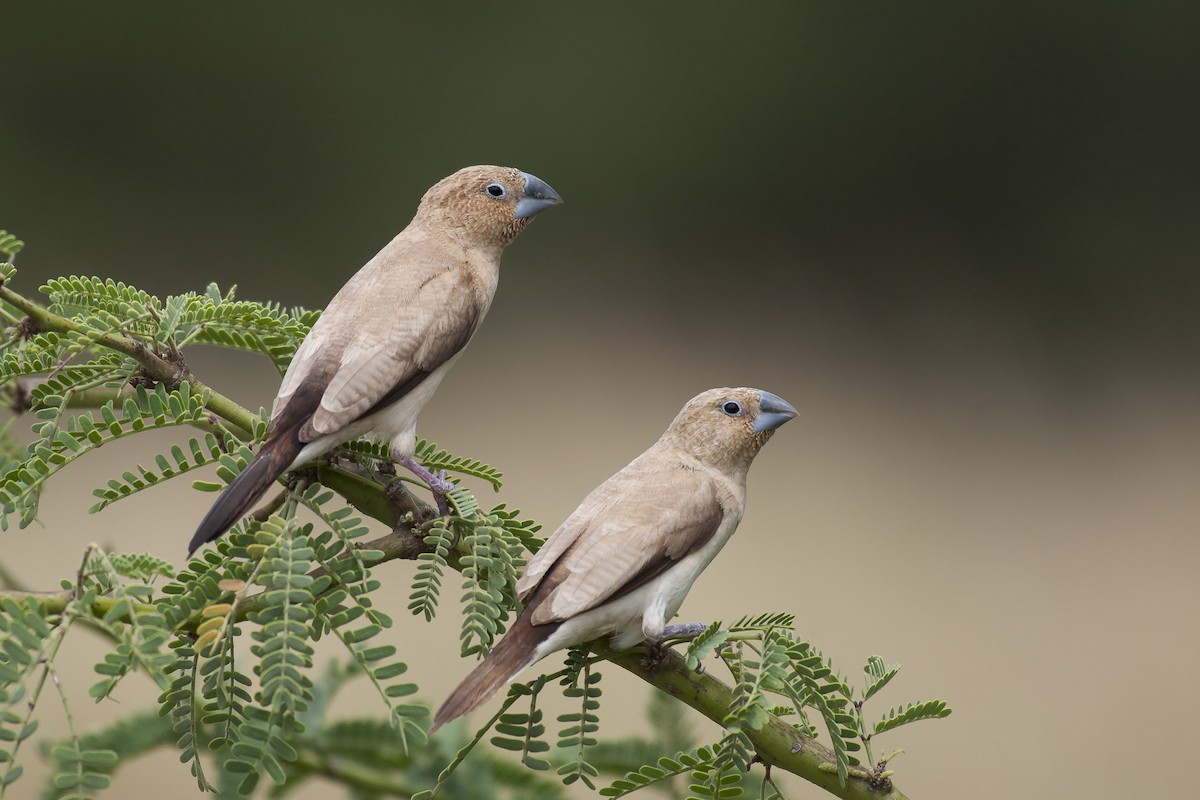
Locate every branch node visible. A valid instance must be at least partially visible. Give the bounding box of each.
[15,316,38,339]
[638,642,672,674]
[385,480,435,527]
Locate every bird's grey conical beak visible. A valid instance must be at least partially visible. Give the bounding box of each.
[515,172,564,218]
[752,390,798,433]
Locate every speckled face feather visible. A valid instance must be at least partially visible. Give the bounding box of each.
[415,165,535,248]
[662,387,782,473]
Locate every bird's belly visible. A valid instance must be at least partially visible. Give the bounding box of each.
[288,357,457,468]
[650,513,740,615]
[538,587,657,657]
[535,533,735,658]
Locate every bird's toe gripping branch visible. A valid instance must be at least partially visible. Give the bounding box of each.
[395,455,455,516]
[636,622,710,674]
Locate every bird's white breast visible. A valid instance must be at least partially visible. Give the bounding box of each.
[533,509,743,659]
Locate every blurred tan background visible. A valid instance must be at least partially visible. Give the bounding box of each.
[3,2,1199,798]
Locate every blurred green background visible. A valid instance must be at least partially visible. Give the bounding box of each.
[3,3,1198,799]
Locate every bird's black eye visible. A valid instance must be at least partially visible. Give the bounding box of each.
[485,182,507,199]
[721,400,743,416]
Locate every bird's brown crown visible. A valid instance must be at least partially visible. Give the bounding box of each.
[662,387,791,474]
[416,165,540,249]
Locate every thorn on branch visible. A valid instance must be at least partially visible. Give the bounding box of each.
[286,469,315,492]
[867,759,895,793]
[14,316,38,340]
[638,641,672,674]
[385,480,435,527]
[129,340,190,390]
[128,370,156,390]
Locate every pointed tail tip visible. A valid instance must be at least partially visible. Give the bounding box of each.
[429,685,482,733]
[186,529,209,558]
[185,434,300,556]
[188,504,235,556]
[429,657,516,735]
[431,621,553,734]
[430,690,474,734]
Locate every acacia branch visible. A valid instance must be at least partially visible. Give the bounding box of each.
[0,283,255,438]
[0,468,909,799]
[601,646,905,800]
[291,745,417,798]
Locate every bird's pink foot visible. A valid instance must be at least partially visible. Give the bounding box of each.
[396,456,454,515]
[661,622,708,640]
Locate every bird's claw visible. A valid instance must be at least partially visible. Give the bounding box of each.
[639,641,672,674]
[385,481,436,524]
[638,623,709,673]
[429,468,454,495]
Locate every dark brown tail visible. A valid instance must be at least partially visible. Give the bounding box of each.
[432,614,561,733]
[188,432,302,555]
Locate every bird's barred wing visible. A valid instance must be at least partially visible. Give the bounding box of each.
[274,264,481,441]
[522,461,725,626]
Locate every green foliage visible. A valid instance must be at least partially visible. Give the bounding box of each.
[556,649,602,789]
[459,514,524,658]
[314,571,427,751]
[407,504,539,661]
[490,678,551,771]
[41,276,159,325]
[89,432,232,513]
[43,741,117,799]
[409,517,454,621]
[615,614,950,791]
[40,710,172,800]
[0,255,951,799]
[105,552,174,582]
[417,439,505,490]
[723,636,790,734]
[0,381,212,528]
[38,276,316,375]
[489,503,544,553]
[0,231,23,260]
[602,735,767,800]
[600,744,720,798]
[786,640,858,784]
[684,623,729,670]
[874,700,952,734]
[24,354,127,407]
[160,639,216,792]
[863,655,900,702]
[227,516,316,794]
[84,549,174,701]
[0,597,56,795]
[687,749,744,800]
